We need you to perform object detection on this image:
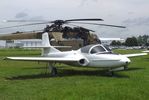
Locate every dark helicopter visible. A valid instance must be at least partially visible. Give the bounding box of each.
[0,18,126,49]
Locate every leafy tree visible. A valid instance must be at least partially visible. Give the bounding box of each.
[137,35,149,46]
[125,37,138,46]
[110,40,121,46]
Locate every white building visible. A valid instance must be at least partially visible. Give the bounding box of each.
[14,39,42,47]
[0,40,6,48]
[1,39,42,48]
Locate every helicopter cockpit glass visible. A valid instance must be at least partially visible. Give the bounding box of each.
[81,44,112,54]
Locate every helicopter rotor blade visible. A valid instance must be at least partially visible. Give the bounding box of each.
[3,18,103,23]
[65,18,104,22]
[0,18,104,29]
[69,22,126,28]
[2,20,48,23]
[0,22,52,29]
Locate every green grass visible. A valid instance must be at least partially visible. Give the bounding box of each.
[0,48,149,100]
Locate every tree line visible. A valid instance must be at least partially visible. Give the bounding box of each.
[110,35,149,46]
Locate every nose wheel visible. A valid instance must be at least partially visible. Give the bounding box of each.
[107,71,114,76]
[124,65,128,70]
[107,68,115,76]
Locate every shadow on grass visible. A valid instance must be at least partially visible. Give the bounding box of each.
[6,67,144,80]
[58,68,130,78]
[6,73,52,80]
[22,64,67,70]
[23,66,47,69]
[123,67,145,72]
[144,58,149,61]
[5,68,132,80]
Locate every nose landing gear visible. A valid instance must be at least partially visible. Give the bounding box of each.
[124,65,128,70]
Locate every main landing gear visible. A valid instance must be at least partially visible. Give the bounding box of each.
[46,63,58,76]
[50,67,58,76]
[107,69,114,76]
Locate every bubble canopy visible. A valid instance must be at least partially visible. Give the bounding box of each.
[80,44,112,54]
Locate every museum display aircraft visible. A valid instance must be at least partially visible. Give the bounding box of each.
[5,32,147,76]
[0,18,126,48]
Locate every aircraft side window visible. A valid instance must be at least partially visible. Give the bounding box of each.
[81,45,94,53]
[104,45,111,51]
[90,46,106,54]
[90,49,97,54]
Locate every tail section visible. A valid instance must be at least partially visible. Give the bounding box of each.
[23,32,70,56]
[41,32,60,56]
[42,32,51,46]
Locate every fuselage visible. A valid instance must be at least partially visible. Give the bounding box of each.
[46,44,131,68]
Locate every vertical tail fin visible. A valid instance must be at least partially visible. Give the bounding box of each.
[41,32,60,56]
[42,32,51,46]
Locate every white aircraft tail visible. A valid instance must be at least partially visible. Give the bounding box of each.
[23,32,71,56]
[41,32,60,56]
[42,32,51,47]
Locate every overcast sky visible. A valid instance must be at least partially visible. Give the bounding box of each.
[0,0,149,38]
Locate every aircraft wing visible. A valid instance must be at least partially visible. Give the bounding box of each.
[5,57,80,62]
[142,50,149,53]
[123,53,147,58]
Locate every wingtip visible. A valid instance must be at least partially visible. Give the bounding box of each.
[3,57,8,60]
[143,53,148,55]
[3,57,12,60]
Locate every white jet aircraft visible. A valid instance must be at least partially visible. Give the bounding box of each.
[5,33,147,76]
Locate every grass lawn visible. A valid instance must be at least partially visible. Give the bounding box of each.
[0,48,149,100]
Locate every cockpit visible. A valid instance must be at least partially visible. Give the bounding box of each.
[81,44,112,54]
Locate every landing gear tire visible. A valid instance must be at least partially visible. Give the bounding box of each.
[107,70,114,77]
[51,67,58,77]
[124,66,128,70]
[109,71,114,77]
